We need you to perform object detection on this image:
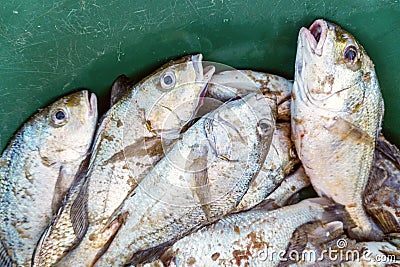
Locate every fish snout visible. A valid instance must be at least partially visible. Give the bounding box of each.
[301,19,328,56]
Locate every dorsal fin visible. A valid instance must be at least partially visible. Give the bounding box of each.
[110,74,135,107]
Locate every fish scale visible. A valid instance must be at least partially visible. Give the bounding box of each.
[93,92,276,266]
[33,54,215,267]
[154,198,342,267]
[291,19,384,241]
[0,90,98,266]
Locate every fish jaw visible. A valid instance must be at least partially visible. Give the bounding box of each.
[146,54,215,139]
[292,19,384,240]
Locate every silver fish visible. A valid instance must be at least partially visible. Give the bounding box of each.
[235,122,299,212]
[93,92,276,266]
[291,19,384,240]
[208,70,292,104]
[155,198,343,267]
[208,70,292,121]
[0,90,97,266]
[206,71,298,212]
[33,55,215,267]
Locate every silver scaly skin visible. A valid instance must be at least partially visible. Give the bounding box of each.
[207,71,298,212]
[33,55,215,267]
[291,19,384,240]
[0,90,97,266]
[235,122,299,212]
[155,198,342,267]
[94,92,276,266]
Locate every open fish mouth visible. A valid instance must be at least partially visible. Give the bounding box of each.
[192,54,215,84]
[191,54,216,118]
[82,90,97,118]
[88,92,97,117]
[300,19,328,56]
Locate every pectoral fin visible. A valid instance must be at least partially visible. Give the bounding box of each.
[32,175,89,267]
[185,146,213,220]
[92,207,129,265]
[325,117,374,146]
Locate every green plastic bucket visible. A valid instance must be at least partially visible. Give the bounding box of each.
[1,0,399,151]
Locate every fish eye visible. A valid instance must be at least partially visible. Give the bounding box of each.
[257,119,273,137]
[160,70,176,89]
[343,45,358,65]
[51,108,69,126]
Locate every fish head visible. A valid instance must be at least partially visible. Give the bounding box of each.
[205,93,277,166]
[38,90,98,164]
[144,54,215,138]
[295,19,380,113]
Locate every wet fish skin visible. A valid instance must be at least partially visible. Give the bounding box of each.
[0,90,98,266]
[93,92,276,266]
[33,55,215,267]
[291,19,384,240]
[265,166,310,208]
[208,70,292,105]
[206,71,298,212]
[109,74,135,107]
[156,198,342,267]
[208,70,292,121]
[235,122,299,212]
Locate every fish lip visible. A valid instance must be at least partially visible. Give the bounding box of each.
[88,92,97,117]
[301,19,328,56]
[191,54,216,117]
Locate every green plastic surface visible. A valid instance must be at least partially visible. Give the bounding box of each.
[1,1,399,151]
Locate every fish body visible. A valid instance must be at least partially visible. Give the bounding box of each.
[291,19,384,240]
[33,55,215,266]
[236,122,298,212]
[0,90,98,266]
[208,70,292,104]
[206,71,298,212]
[94,92,276,266]
[156,198,342,267]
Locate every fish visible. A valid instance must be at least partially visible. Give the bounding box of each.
[235,122,299,212]
[93,92,276,266]
[153,198,343,267]
[206,71,299,212]
[0,90,98,266]
[291,19,385,240]
[208,70,292,121]
[364,135,400,234]
[33,54,215,267]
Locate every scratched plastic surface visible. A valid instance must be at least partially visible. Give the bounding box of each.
[0,1,399,151]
